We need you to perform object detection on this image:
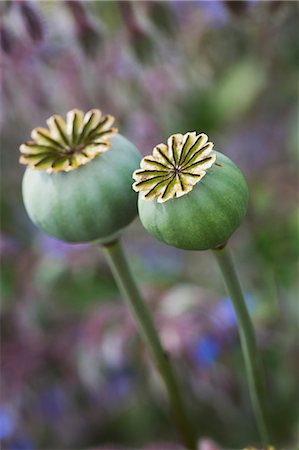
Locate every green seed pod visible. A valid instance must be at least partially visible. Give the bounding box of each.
[133,132,248,251]
[21,109,141,244]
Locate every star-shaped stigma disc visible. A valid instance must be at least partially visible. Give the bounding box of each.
[20,109,118,173]
[133,132,216,203]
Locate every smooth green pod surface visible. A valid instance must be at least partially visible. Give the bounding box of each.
[137,151,248,250]
[22,134,141,244]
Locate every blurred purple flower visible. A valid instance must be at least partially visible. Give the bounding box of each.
[196,0,229,24]
[193,335,221,368]
[221,115,288,174]
[38,386,67,422]
[212,298,237,329]
[8,434,35,450]
[0,234,19,258]
[212,294,255,330]
[141,245,183,275]
[172,1,228,26]
[0,407,15,439]
[38,234,88,259]
[103,367,134,403]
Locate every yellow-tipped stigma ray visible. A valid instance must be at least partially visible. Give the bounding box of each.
[132,132,216,203]
[19,109,118,173]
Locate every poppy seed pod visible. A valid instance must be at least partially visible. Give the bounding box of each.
[21,109,141,244]
[133,132,248,250]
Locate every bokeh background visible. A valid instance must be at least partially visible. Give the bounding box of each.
[1,1,298,449]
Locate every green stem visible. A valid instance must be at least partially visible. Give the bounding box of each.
[213,244,270,446]
[102,239,196,450]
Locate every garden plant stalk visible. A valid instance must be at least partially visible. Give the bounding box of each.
[102,239,196,450]
[213,244,270,445]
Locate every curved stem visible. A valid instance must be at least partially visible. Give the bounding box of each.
[102,239,196,450]
[213,244,270,446]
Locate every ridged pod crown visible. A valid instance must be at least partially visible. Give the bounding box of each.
[133,132,248,251]
[133,132,216,203]
[21,109,141,244]
[19,109,117,173]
